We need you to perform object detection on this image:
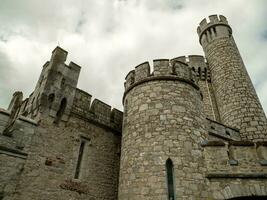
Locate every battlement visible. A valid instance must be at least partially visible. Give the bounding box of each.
[170,55,211,81]
[124,58,199,93]
[202,140,267,177]
[207,118,241,141]
[51,46,68,63]
[197,15,232,45]
[71,88,123,133]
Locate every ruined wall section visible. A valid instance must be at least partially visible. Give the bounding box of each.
[0,108,37,199]
[171,55,220,121]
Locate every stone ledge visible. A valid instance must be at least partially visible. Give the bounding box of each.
[201,140,225,147]
[229,141,254,146]
[0,145,28,159]
[206,173,267,179]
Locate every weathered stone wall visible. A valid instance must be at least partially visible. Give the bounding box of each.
[13,110,121,200]
[198,15,267,141]
[202,140,267,199]
[0,109,36,200]
[119,59,208,199]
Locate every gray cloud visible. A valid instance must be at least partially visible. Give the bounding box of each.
[0,0,266,114]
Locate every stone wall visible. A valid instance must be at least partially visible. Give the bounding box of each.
[202,140,267,199]
[0,108,37,200]
[13,105,121,200]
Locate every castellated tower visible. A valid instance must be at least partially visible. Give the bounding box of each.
[119,60,208,199]
[198,15,267,141]
[20,46,81,123]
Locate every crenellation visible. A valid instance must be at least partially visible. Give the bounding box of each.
[198,15,232,47]
[125,58,199,94]
[134,62,150,82]
[152,59,170,75]
[90,99,112,123]
[72,88,123,132]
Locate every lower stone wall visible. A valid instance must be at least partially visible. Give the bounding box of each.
[13,114,121,200]
[0,154,25,199]
[0,109,36,200]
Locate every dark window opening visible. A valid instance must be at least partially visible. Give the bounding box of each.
[213,27,217,36]
[204,67,207,79]
[54,98,67,124]
[166,158,175,200]
[198,67,201,78]
[61,78,66,88]
[74,140,85,179]
[48,93,55,109]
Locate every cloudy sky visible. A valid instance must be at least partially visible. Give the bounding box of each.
[0,0,266,114]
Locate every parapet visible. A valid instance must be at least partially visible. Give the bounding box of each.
[124,58,199,95]
[71,88,123,133]
[207,118,241,141]
[171,55,211,81]
[197,15,232,45]
[202,140,267,178]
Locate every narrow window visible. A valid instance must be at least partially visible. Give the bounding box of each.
[74,137,90,179]
[198,67,201,78]
[48,93,55,109]
[75,140,85,179]
[213,27,217,36]
[124,99,128,116]
[61,78,65,88]
[166,158,175,200]
[204,67,207,79]
[54,98,67,124]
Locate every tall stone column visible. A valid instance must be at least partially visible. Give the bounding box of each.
[198,15,267,141]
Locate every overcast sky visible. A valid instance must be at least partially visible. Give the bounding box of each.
[0,0,266,114]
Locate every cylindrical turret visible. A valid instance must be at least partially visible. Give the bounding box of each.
[119,59,208,199]
[198,15,267,141]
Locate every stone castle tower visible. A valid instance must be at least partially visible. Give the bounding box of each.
[1,15,267,200]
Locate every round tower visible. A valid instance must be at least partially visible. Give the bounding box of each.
[198,15,267,141]
[119,59,208,199]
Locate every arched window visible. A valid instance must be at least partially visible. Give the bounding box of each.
[54,98,67,124]
[166,158,175,200]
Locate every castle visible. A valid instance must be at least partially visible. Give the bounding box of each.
[1,14,267,200]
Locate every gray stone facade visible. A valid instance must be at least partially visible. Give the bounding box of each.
[1,15,267,200]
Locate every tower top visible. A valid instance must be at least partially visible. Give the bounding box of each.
[197,15,232,45]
